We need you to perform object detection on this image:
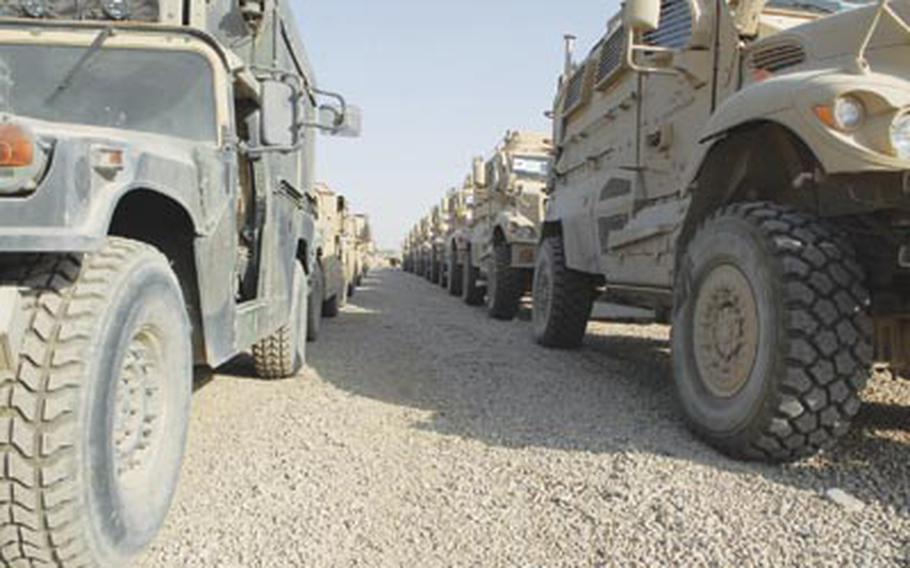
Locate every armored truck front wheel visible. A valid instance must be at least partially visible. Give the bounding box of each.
[447,250,463,297]
[672,202,872,462]
[253,264,308,379]
[487,241,524,320]
[0,238,192,567]
[462,249,485,306]
[532,235,596,348]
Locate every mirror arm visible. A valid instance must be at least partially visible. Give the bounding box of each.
[239,140,304,156]
[624,31,679,76]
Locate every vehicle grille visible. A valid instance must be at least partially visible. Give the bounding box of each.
[596,27,626,86]
[747,39,807,73]
[643,0,693,49]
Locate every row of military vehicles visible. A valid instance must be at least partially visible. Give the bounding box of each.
[0,0,375,565]
[405,0,910,470]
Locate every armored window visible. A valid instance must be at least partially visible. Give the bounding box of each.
[643,0,693,50]
[563,66,587,114]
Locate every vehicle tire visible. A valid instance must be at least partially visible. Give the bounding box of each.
[307,262,324,342]
[672,202,872,462]
[252,264,308,379]
[347,280,355,299]
[0,238,193,567]
[462,248,485,306]
[487,241,524,320]
[323,292,340,318]
[448,248,464,297]
[532,235,596,348]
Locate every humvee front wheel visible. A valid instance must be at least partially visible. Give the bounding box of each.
[532,235,596,348]
[253,264,308,379]
[673,202,872,462]
[0,238,192,567]
[307,262,324,342]
[487,241,524,320]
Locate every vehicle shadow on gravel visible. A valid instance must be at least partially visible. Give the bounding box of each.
[311,270,910,513]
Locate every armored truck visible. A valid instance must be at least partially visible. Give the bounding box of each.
[313,184,351,324]
[444,180,475,296]
[0,1,359,564]
[341,205,359,297]
[426,201,449,285]
[536,0,909,461]
[463,131,553,319]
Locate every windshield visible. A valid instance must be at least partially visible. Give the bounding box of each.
[0,44,217,141]
[512,156,551,179]
[766,0,874,14]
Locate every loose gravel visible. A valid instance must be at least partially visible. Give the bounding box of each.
[140,268,910,567]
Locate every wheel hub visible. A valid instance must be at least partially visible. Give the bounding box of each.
[113,327,165,483]
[692,264,759,398]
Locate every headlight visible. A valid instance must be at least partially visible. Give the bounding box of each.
[890,113,910,160]
[814,95,865,132]
[0,121,44,195]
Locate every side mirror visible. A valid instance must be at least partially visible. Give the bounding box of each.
[472,157,487,188]
[317,103,363,138]
[261,80,298,147]
[624,0,661,32]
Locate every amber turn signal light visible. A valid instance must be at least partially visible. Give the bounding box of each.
[0,123,34,168]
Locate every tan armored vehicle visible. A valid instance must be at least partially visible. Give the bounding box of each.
[313,185,351,331]
[536,0,910,461]
[353,213,374,285]
[425,201,450,285]
[443,180,475,296]
[402,228,417,273]
[462,131,553,319]
[341,206,359,297]
[0,0,360,563]
[415,215,432,278]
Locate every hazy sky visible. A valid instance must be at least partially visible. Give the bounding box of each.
[296,0,620,250]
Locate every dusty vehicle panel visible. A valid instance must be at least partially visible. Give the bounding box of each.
[0,0,360,565]
[538,0,910,461]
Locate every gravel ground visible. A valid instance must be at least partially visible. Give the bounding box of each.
[139,268,910,567]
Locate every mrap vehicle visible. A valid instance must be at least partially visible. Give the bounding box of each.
[0,0,359,565]
[535,0,909,462]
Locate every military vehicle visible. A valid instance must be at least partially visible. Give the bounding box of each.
[415,215,432,278]
[426,201,449,285]
[0,2,360,562]
[536,0,909,462]
[462,131,553,319]
[340,205,359,296]
[313,184,351,325]
[353,213,374,285]
[443,180,475,296]
[402,229,416,273]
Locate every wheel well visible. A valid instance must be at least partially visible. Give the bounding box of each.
[679,121,820,258]
[296,240,309,274]
[493,226,506,244]
[108,190,205,363]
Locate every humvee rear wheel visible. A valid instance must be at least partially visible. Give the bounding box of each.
[462,248,485,306]
[252,264,308,379]
[672,202,872,462]
[307,262,324,342]
[533,235,596,348]
[487,241,524,320]
[0,238,192,567]
[447,249,463,297]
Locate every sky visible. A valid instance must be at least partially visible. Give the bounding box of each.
[294,0,620,250]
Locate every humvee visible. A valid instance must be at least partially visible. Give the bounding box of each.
[0,0,360,564]
[536,0,909,461]
[443,180,475,296]
[313,184,351,327]
[463,131,554,319]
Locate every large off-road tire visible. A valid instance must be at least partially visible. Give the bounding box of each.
[461,248,485,306]
[487,241,525,320]
[672,202,872,462]
[307,262,324,342]
[323,292,340,318]
[532,235,597,348]
[252,264,308,379]
[448,249,463,297]
[0,238,193,567]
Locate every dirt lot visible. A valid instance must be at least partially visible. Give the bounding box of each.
[140,268,910,567]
